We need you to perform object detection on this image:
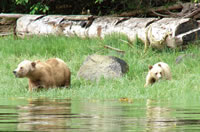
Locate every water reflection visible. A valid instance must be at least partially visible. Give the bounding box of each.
[17,98,72,131]
[146,99,177,132]
[0,98,200,131]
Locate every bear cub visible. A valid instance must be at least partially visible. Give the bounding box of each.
[144,62,171,87]
[13,58,71,91]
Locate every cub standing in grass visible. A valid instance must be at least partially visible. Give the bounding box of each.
[13,58,71,91]
[144,62,171,87]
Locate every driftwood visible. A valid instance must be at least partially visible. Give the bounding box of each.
[0,33,13,37]
[0,13,25,19]
[15,14,200,49]
[1,11,200,49]
[118,2,200,19]
[0,17,17,37]
[104,45,125,54]
[0,13,96,21]
[119,39,133,48]
[118,3,182,17]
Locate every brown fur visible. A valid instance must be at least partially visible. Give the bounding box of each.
[14,58,71,91]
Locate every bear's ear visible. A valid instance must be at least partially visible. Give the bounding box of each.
[148,65,153,70]
[158,64,162,67]
[31,62,36,67]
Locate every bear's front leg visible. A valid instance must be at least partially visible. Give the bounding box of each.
[144,74,151,87]
[145,76,156,87]
[144,72,156,87]
[28,80,38,92]
[144,82,150,87]
[28,80,36,92]
[28,80,33,92]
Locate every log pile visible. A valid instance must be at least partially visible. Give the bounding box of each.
[118,2,200,19]
[1,1,200,50]
[15,15,200,49]
[0,17,17,37]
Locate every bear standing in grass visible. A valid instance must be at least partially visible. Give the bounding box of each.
[144,62,171,87]
[13,58,71,91]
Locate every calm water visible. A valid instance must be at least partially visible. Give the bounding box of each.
[0,98,200,131]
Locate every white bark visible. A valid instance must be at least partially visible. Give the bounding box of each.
[15,15,200,49]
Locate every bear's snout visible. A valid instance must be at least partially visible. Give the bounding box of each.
[13,70,18,77]
[157,75,162,80]
[13,70,16,74]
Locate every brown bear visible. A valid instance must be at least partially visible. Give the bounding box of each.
[144,62,171,87]
[13,58,71,91]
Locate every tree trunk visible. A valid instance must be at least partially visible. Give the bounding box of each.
[15,15,200,49]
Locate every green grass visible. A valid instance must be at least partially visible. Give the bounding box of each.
[1,34,200,101]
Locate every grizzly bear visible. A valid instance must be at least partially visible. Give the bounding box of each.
[144,62,171,87]
[13,58,71,91]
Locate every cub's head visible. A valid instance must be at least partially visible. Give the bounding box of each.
[13,60,36,78]
[148,64,163,81]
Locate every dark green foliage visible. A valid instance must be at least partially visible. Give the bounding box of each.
[0,0,194,15]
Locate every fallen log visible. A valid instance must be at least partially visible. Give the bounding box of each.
[0,13,93,20]
[117,2,200,19]
[0,32,13,37]
[145,18,199,49]
[117,3,183,17]
[0,13,25,19]
[0,17,17,37]
[15,15,200,49]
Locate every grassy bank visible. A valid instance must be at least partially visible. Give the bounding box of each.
[1,35,200,101]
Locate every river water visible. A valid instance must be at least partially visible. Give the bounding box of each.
[0,98,200,131]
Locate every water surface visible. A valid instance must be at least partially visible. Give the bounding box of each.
[0,98,200,131]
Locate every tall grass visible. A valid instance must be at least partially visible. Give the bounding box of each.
[1,34,200,101]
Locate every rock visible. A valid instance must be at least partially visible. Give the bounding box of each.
[77,54,129,81]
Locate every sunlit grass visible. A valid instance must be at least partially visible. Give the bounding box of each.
[1,35,200,101]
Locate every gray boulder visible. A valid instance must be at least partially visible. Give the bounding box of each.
[77,54,129,81]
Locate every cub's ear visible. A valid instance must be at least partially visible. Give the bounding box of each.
[31,62,36,67]
[148,65,153,70]
[158,64,162,67]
